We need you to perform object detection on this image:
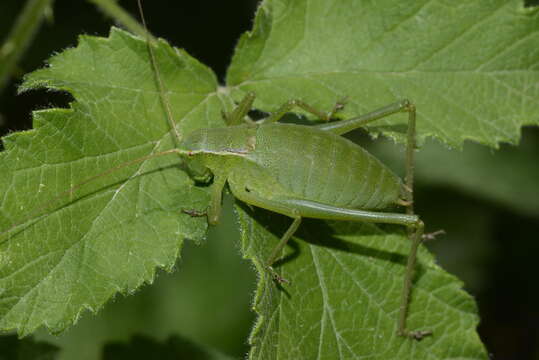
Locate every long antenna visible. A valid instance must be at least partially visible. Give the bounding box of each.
[137,0,182,145]
[1,2,186,244]
[1,2,185,244]
[0,149,181,244]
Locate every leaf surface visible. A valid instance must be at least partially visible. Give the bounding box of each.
[228,0,539,147]
[237,206,486,360]
[224,0,539,358]
[0,29,223,335]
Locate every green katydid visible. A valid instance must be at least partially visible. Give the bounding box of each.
[0,0,434,341]
[133,0,431,340]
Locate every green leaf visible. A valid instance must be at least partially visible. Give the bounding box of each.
[32,195,255,359]
[223,0,538,357]
[237,206,486,359]
[228,0,539,148]
[0,28,223,335]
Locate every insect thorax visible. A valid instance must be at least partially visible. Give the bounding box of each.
[179,124,258,183]
[180,124,257,157]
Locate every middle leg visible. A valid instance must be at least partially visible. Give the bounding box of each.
[262,98,347,124]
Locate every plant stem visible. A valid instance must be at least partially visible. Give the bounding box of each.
[87,0,155,41]
[0,0,54,94]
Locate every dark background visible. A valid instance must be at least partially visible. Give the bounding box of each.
[1,1,538,359]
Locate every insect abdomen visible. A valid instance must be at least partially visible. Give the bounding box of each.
[250,124,402,210]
